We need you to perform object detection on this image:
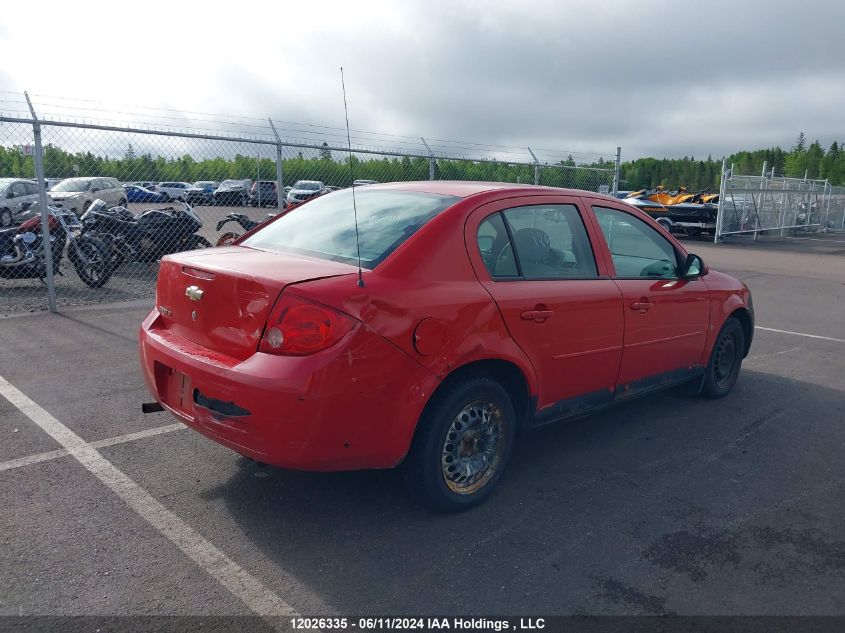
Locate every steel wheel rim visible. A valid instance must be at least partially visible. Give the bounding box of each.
[79,243,103,282]
[441,400,504,495]
[0,211,10,227]
[713,331,737,387]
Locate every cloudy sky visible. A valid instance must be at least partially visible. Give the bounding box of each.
[1,0,843,161]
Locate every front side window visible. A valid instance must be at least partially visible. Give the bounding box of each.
[10,182,27,197]
[243,188,458,269]
[593,206,679,278]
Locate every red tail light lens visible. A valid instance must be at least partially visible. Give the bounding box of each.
[259,295,356,356]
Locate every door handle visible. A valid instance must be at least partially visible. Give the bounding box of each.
[630,299,653,313]
[520,309,554,322]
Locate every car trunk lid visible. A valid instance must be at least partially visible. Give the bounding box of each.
[155,246,356,360]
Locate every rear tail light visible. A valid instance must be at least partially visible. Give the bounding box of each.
[259,295,356,356]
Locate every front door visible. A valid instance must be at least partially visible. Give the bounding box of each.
[467,197,624,420]
[590,205,710,396]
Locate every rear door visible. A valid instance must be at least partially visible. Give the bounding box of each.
[588,203,710,396]
[466,196,624,419]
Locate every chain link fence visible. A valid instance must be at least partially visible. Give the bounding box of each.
[0,97,618,314]
[715,162,845,241]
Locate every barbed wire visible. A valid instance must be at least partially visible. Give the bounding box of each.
[0,90,613,165]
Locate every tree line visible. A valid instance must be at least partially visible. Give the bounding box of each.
[1,133,842,192]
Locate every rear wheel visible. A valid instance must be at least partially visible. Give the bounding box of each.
[216,232,240,247]
[702,317,745,398]
[403,375,516,511]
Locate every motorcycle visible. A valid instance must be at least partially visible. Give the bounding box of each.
[215,211,278,246]
[79,200,212,267]
[0,203,113,288]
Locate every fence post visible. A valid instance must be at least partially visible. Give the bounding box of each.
[612,146,622,196]
[268,118,285,213]
[24,92,57,313]
[421,138,435,180]
[714,159,728,243]
[527,147,540,185]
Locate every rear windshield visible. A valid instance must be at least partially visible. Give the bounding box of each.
[294,181,321,191]
[51,178,91,192]
[243,189,458,268]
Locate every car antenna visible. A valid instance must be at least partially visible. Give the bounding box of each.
[340,67,365,288]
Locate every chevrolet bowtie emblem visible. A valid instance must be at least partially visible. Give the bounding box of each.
[185,285,204,301]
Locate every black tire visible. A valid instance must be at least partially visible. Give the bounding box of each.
[702,317,745,399]
[0,208,12,228]
[69,236,113,289]
[185,234,212,250]
[119,198,128,207]
[402,375,516,511]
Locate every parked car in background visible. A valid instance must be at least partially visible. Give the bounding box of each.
[155,182,192,202]
[213,179,252,206]
[140,182,754,511]
[185,181,219,206]
[250,181,280,207]
[0,179,50,227]
[124,185,166,203]
[286,180,326,205]
[48,177,127,215]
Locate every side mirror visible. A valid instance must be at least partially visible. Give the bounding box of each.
[683,253,708,278]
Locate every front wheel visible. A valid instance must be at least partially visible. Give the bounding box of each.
[184,234,212,251]
[0,208,12,228]
[402,375,516,511]
[702,317,745,398]
[69,236,114,288]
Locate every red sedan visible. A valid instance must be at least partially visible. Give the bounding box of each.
[139,182,753,510]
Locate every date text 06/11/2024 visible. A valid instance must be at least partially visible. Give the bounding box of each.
[289,617,547,631]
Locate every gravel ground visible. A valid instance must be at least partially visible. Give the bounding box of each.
[0,203,280,314]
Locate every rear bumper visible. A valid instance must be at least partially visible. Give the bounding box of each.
[139,310,439,471]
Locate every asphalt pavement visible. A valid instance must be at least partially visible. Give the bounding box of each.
[0,233,843,618]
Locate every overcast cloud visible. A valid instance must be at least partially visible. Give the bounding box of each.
[1,0,843,160]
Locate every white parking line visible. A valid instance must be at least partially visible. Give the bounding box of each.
[0,374,297,618]
[786,236,845,244]
[0,423,186,473]
[755,326,845,344]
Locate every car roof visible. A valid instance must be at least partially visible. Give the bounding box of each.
[364,180,616,200]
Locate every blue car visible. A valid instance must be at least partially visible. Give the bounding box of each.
[124,185,166,203]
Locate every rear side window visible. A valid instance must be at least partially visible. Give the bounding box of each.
[477,205,597,279]
[593,206,679,278]
[477,213,518,277]
[243,189,459,268]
